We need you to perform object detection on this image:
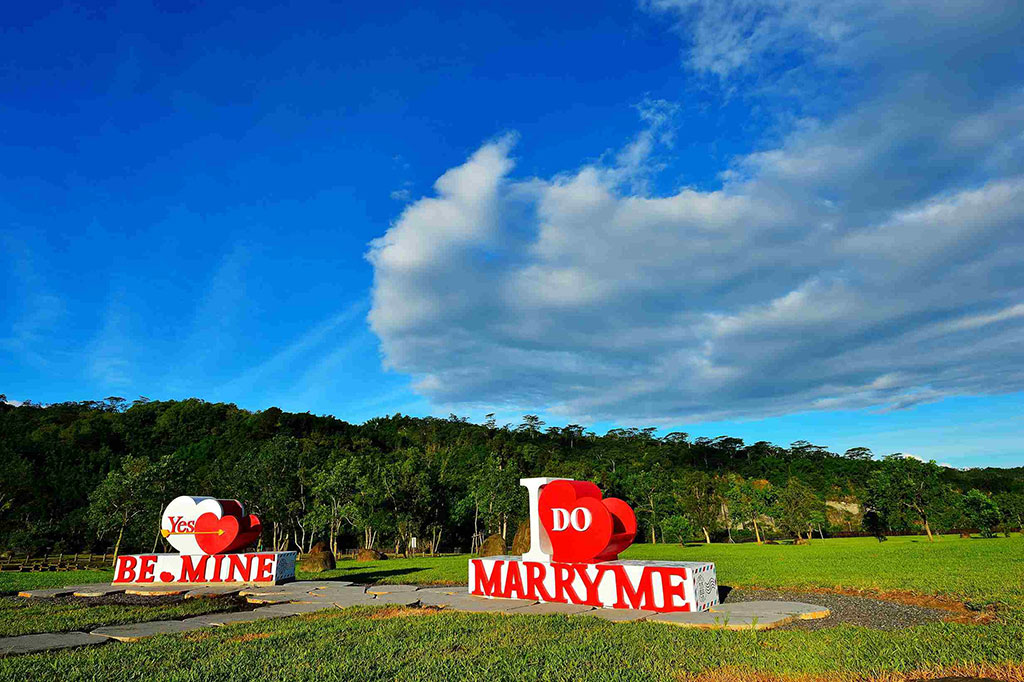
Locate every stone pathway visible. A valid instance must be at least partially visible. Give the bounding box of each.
[1,581,831,657]
[0,632,108,657]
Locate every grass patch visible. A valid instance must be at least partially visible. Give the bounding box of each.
[622,534,1024,607]
[0,595,239,637]
[2,606,1024,681]
[0,569,112,595]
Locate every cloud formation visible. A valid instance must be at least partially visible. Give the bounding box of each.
[367,0,1024,423]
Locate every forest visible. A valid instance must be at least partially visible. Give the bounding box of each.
[1,396,1022,557]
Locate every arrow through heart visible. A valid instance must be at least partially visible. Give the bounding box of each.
[159,496,262,555]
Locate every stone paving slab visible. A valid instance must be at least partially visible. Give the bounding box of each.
[648,610,793,630]
[73,586,126,598]
[329,591,381,608]
[92,619,212,642]
[245,594,295,605]
[368,592,422,606]
[187,610,292,626]
[16,587,81,599]
[578,608,657,622]
[185,586,242,599]
[294,581,354,589]
[0,632,107,658]
[276,587,363,603]
[414,588,466,607]
[508,602,596,616]
[365,584,420,594]
[710,601,830,620]
[237,585,306,596]
[256,602,339,616]
[432,596,537,613]
[125,586,189,597]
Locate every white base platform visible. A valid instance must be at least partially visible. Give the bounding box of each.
[112,552,297,585]
[469,556,718,613]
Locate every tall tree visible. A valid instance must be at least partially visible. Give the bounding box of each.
[87,456,156,561]
[865,456,948,542]
[674,471,722,544]
[774,478,825,542]
[962,489,1001,538]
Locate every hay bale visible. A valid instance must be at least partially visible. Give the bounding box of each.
[510,521,531,555]
[479,534,507,557]
[356,548,388,562]
[300,542,336,573]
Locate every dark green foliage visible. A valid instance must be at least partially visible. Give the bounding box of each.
[659,515,697,544]
[863,455,951,541]
[962,489,1001,537]
[773,478,826,541]
[1,398,1021,554]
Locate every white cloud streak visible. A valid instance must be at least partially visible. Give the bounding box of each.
[367,0,1024,423]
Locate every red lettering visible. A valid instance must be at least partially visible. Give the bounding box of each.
[209,554,226,582]
[659,568,689,612]
[470,559,504,596]
[113,556,138,583]
[167,517,196,533]
[596,565,655,610]
[179,555,209,582]
[229,554,255,581]
[255,554,274,581]
[503,563,525,598]
[573,564,604,606]
[523,561,553,602]
[552,564,580,604]
[137,555,157,583]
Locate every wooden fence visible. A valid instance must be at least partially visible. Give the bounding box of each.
[0,553,114,572]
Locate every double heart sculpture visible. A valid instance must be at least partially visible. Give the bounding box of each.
[538,480,637,563]
[160,496,262,555]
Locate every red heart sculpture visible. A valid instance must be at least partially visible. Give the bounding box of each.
[538,480,636,563]
[195,511,262,554]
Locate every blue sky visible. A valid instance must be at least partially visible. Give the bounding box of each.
[2,1,1023,468]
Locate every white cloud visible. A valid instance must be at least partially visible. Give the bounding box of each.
[367,0,1024,423]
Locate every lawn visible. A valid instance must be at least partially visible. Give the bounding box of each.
[2,535,1023,681]
[0,596,240,637]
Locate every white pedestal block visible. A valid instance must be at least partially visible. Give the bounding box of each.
[112,552,297,586]
[468,556,718,613]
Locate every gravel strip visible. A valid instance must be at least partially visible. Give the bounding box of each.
[720,587,949,630]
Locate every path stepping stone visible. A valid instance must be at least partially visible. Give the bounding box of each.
[0,632,107,658]
[435,596,537,613]
[579,608,656,622]
[92,619,212,642]
[16,587,80,599]
[508,602,596,616]
[648,609,792,630]
[73,585,126,598]
[255,602,338,616]
[294,581,352,589]
[295,586,358,599]
[245,594,294,605]
[365,584,419,594]
[415,588,466,608]
[330,590,385,608]
[369,592,422,606]
[187,610,292,626]
[710,601,830,620]
[125,586,189,597]
[185,586,241,599]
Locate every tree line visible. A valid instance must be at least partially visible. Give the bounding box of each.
[1,396,1022,557]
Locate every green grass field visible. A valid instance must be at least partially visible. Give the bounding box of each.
[0,596,240,637]
[1,535,1022,681]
